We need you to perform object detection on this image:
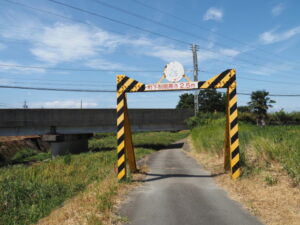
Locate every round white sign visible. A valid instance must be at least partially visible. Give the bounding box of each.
[164,61,185,82]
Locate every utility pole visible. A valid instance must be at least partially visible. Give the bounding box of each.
[80,100,82,109]
[23,100,28,109]
[191,44,199,115]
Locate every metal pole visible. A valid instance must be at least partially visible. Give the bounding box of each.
[191,44,199,115]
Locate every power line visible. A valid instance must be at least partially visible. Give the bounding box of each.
[1,84,300,97]
[3,64,300,87]
[237,76,300,86]
[1,0,125,36]
[196,69,300,85]
[0,64,163,73]
[0,80,115,87]
[92,0,283,66]
[130,0,299,65]
[46,0,300,76]
[0,85,115,92]
[3,0,300,77]
[47,0,190,45]
[2,74,299,88]
[93,0,243,54]
[0,76,114,85]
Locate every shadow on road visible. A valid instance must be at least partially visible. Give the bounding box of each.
[134,142,184,151]
[134,172,226,182]
[90,143,184,153]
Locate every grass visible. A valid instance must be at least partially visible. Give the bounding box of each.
[11,149,51,164]
[190,118,300,182]
[0,148,51,166]
[0,130,188,225]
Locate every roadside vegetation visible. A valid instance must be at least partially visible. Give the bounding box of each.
[179,89,300,224]
[0,131,188,225]
[188,113,300,183]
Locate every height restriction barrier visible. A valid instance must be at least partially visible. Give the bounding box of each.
[116,68,240,180]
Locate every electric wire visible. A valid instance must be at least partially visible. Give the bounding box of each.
[46,0,300,75]
[1,85,300,97]
[0,85,115,92]
[92,0,287,66]
[2,0,300,77]
[130,0,299,64]
[0,64,162,73]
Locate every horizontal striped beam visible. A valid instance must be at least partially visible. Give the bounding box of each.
[116,69,241,180]
[116,69,236,94]
[117,75,145,94]
[198,69,236,89]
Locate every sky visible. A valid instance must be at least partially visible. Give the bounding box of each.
[0,0,300,111]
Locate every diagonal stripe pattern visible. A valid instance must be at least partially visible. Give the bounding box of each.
[116,69,240,180]
[116,75,145,180]
[227,75,241,179]
[198,69,236,89]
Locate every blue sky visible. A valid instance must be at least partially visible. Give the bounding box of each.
[0,0,300,111]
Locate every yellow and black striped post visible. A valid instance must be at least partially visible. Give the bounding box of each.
[226,72,241,179]
[116,69,241,180]
[198,69,241,178]
[116,75,145,180]
[224,88,231,171]
[117,79,126,180]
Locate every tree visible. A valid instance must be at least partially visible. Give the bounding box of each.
[176,90,226,113]
[198,89,226,113]
[237,105,251,113]
[248,90,276,126]
[176,93,194,109]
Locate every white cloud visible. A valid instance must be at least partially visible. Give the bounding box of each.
[133,41,241,66]
[32,100,98,108]
[0,60,46,73]
[247,63,294,76]
[259,26,300,44]
[0,19,240,72]
[145,46,191,64]
[30,23,121,64]
[272,3,285,16]
[203,8,223,21]
[219,48,240,57]
[1,20,123,65]
[85,58,137,71]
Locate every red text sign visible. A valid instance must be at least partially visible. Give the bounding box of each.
[145,82,198,91]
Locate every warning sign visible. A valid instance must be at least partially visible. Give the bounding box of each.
[145,82,198,91]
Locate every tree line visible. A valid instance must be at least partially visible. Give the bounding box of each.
[176,90,276,126]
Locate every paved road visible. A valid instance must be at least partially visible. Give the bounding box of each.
[119,143,264,225]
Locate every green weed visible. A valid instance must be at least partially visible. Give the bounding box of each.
[0,131,188,225]
[191,120,300,182]
[264,175,278,186]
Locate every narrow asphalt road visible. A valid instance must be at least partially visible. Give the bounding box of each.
[119,143,264,225]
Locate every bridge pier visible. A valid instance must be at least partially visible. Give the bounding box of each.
[43,134,92,157]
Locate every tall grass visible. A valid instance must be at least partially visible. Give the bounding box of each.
[191,119,300,182]
[0,131,189,225]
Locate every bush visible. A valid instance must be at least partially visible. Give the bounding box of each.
[0,153,7,166]
[190,121,300,183]
[0,131,189,225]
[268,110,300,125]
[11,149,38,163]
[238,112,256,124]
[185,112,224,128]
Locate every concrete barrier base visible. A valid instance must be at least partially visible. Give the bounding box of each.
[43,134,92,156]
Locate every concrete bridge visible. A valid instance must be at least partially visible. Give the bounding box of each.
[0,109,193,155]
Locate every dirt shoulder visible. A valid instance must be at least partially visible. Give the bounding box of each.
[36,159,149,225]
[184,137,300,225]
